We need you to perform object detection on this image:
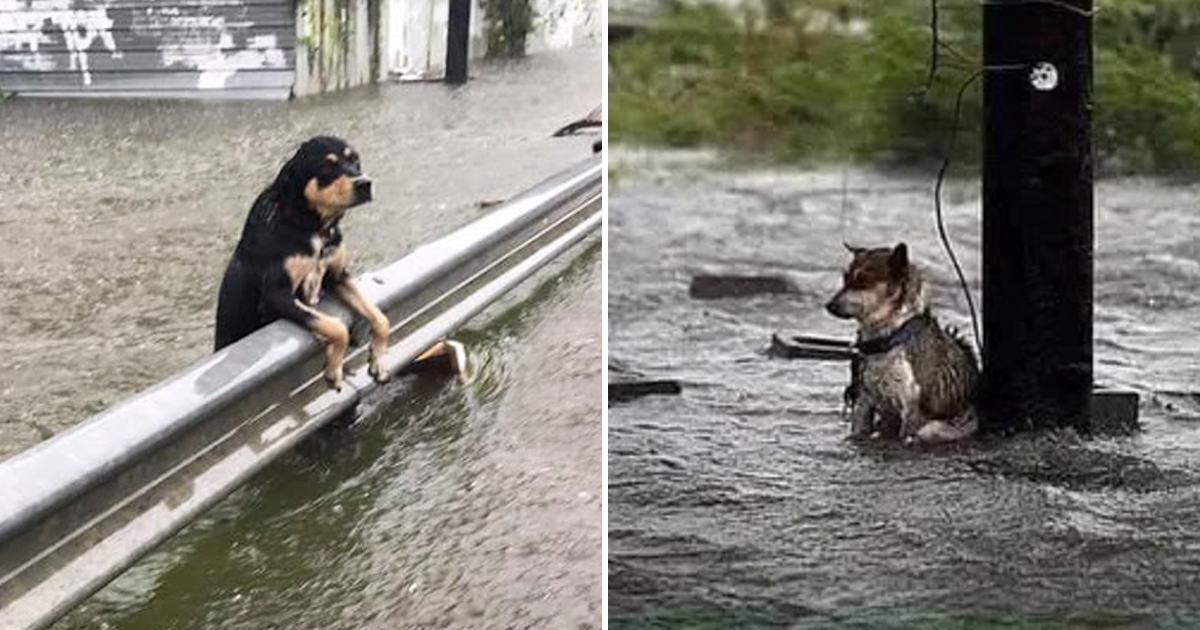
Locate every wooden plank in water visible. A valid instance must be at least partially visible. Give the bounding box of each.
[689,274,798,300]
[609,380,682,403]
[768,333,855,361]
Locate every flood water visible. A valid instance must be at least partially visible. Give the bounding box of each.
[0,45,600,461]
[59,245,601,629]
[0,45,601,628]
[608,148,1200,627]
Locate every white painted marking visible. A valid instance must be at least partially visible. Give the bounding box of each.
[0,0,120,85]
[145,10,286,89]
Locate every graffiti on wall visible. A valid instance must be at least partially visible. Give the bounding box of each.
[0,0,293,95]
[0,0,119,85]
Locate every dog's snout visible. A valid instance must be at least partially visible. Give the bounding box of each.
[825,294,853,319]
[353,176,373,203]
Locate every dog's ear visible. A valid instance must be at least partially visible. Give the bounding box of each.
[272,143,313,210]
[889,242,909,276]
[843,242,866,256]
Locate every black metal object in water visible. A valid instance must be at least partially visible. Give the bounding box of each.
[609,380,683,404]
[446,0,471,84]
[981,0,1094,433]
[688,275,799,300]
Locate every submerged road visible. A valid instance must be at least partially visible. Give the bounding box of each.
[0,45,600,461]
[57,246,601,629]
[608,147,1200,627]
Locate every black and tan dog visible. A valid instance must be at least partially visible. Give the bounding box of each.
[215,136,391,390]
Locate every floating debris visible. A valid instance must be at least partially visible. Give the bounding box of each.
[688,274,799,300]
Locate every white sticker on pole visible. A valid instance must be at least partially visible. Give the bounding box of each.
[1030,62,1059,91]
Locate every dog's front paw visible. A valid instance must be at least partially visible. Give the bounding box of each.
[323,364,344,391]
[367,315,391,384]
[368,357,390,384]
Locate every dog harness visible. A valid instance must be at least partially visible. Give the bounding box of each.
[854,313,930,356]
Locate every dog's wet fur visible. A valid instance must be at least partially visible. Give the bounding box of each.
[215,136,391,390]
[826,243,979,444]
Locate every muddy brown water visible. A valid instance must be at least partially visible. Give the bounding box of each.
[608,148,1200,628]
[59,246,601,629]
[0,46,600,629]
[0,45,599,461]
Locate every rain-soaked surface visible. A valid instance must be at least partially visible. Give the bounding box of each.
[0,44,600,461]
[0,45,600,628]
[59,245,601,629]
[608,148,1200,627]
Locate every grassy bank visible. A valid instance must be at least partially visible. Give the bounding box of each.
[610,0,1200,174]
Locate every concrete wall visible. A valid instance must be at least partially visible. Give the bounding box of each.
[528,0,600,54]
[294,0,387,96]
[388,0,597,81]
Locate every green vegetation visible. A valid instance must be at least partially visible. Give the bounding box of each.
[610,0,1200,173]
[486,0,534,58]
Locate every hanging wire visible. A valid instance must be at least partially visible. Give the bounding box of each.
[919,0,985,355]
[917,0,1091,356]
[839,163,849,245]
[934,69,985,355]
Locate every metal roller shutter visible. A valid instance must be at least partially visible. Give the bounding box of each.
[0,0,295,99]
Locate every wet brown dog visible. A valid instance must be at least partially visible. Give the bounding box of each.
[825,243,979,444]
[215,136,391,390]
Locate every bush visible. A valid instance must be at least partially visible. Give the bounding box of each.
[1094,0,1200,172]
[610,0,1200,174]
[486,0,533,58]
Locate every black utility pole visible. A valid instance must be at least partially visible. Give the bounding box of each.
[445,0,471,84]
[981,0,1093,433]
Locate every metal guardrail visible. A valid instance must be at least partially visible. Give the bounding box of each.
[0,156,602,630]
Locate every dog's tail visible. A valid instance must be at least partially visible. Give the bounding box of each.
[916,409,978,444]
[944,323,980,372]
[943,321,981,410]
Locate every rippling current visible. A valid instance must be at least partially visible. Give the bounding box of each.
[608,148,1200,627]
[0,46,601,628]
[0,45,599,461]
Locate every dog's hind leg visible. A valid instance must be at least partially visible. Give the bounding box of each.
[848,400,876,440]
[214,258,262,350]
[295,302,350,390]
